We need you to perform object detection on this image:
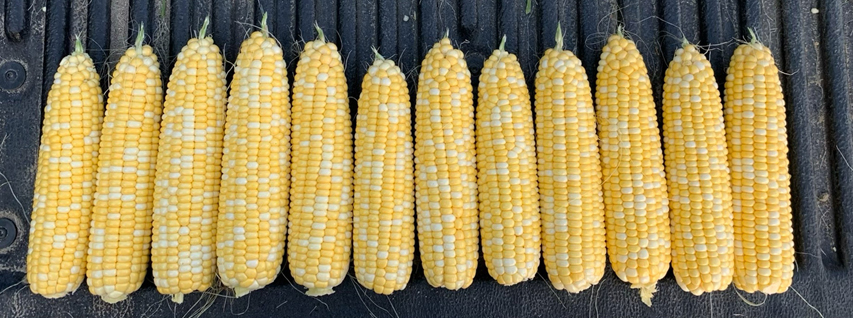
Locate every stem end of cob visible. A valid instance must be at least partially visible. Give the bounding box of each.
[305,287,335,297]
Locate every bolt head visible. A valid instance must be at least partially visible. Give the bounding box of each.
[0,61,26,90]
[0,217,17,249]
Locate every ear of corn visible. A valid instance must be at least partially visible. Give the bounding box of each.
[535,26,606,293]
[415,37,479,290]
[150,18,227,303]
[725,32,793,294]
[663,41,734,295]
[596,30,670,306]
[216,15,290,298]
[28,38,103,299]
[477,36,541,286]
[288,25,353,297]
[352,51,415,295]
[86,27,163,303]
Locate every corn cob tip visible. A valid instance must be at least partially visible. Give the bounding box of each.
[371,46,384,61]
[639,284,656,307]
[747,27,759,44]
[554,22,563,50]
[198,16,210,39]
[444,28,450,39]
[305,287,334,297]
[73,35,84,54]
[680,36,689,48]
[616,25,625,38]
[314,22,326,43]
[498,35,507,52]
[261,12,270,37]
[135,23,145,51]
[171,293,184,304]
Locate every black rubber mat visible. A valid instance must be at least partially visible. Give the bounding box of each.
[0,0,851,317]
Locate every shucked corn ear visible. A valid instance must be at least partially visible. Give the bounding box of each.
[28,38,103,298]
[595,29,670,306]
[151,18,226,303]
[663,40,734,295]
[216,15,290,298]
[725,31,793,294]
[535,25,605,293]
[87,26,163,303]
[477,36,541,286]
[288,25,353,296]
[353,51,415,295]
[415,36,479,290]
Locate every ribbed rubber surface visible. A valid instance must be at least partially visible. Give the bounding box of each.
[0,0,851,317]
